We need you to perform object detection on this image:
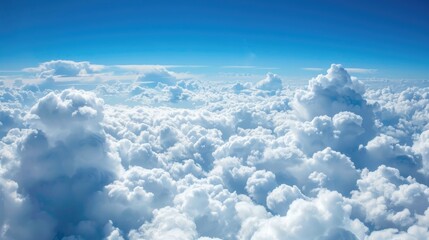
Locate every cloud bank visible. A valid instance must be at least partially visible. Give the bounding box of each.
[1,63,429,239]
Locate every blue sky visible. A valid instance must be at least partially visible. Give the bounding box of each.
[1,0,428,80]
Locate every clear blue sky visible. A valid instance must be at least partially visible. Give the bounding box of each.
[1,0,428,79]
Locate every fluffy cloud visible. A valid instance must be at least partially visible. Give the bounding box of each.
[413,130,429,176]
[245,170,277,205]
[0,107,23,138]
[27,89,105,138]
[266,184,307,215]
[24,60,105,78]
[255,73,283,92]
[351,165,429,230]
[245,190,367,240]
[136,67,180,87]
[359,134,422,179]
[1,63,429,239]
[292,64,372,131]
[1,89,122,239]
[128,207,197,240]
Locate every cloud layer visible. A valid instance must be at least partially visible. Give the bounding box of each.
[1,63,429,239]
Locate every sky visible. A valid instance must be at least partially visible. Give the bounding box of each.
[1,0,429,80]
[2,2,429,240]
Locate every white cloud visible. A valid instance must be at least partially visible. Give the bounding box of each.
[136,67,183,88]
[302,67,377,74]
[413,130,429,176]
[292,64,369,120]
[246,190,368,240]
[222,65,256,69]
[255,73,283,92]
[115,64,207,71]
[266,184,307,215]
[302,67,324,71]
[345,68,378,74]
[128,207,197,240]
[1,62,429,239]
[351,165,429,230]
[245,170,277,205]
[23,60,105,78]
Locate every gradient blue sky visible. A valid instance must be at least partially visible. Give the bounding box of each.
[1,0,428,80]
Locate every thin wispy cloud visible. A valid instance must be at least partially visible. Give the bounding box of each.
[302,67,324,71]
[222,65,256,69]
[0,70,24,73]
[222,65,279,70]
[257,67,280,70]
[115,64,208,71]
[345,68,378,74]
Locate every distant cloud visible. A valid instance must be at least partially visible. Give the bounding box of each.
[135,67,193,88]
[302,67,324,71]
[222,65,256,69]
[255,73,283,92]
[222,66,279,70]
[302,67,377,74]
[115,65,207,72]
[0,70,23,73]
[22,61,205,81]
[258,67,279,70]
[23,60,105,78]
[345,68,377,74]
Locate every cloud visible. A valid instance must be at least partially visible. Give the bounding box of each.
[266,184,307,215]
[221,66,279,70]
[246,190,368,240]
[359,134,422,178]
[302,67,377,74]
[292,64,368,120]
[221,66,256,69]
[345,68,378,74]
[255,73,283,92]
[245,170,277,205]
[164,85,190,102]
[302,67,324,71]
[0,107,23,138]
[27,89,105,139]
[23,60,105,78]
[291,64,376,159]
[1,89,123,239]
[136,67,181,87]
[115,65,207,72]
[2,62,429,239]
[413,130,429,176]
[129,207,197,240]
[351,165,429,230]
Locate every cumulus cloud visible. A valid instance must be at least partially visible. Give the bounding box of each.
[1,63,429,239]
[128,207,197,240]
[413,130,429,176]
[245,190,367,240]
[266,184,307,215]
[1,89,122,239]
[136,67,180,87]
[292,64,368,120]
[23,60,105,78]
[255,73,283,92]
[351,165,429,230]
[0,107,23,138]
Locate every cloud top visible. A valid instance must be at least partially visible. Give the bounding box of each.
[1,63,429,239]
